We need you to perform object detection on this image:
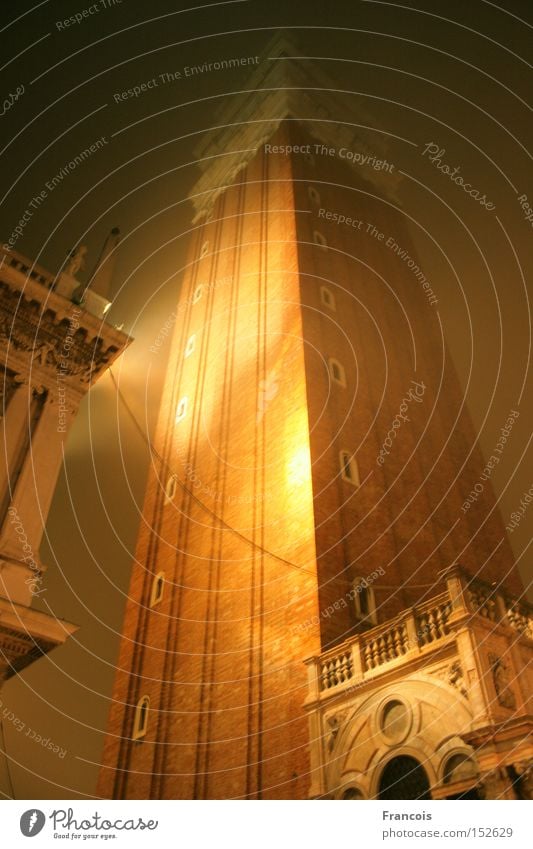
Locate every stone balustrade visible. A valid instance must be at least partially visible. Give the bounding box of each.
[0,247,56,290]
[307,568,532,699]
[505,601,533,639]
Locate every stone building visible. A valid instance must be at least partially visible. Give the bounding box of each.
[0,241,129,683]
[98,46,532,799]
[305,564,532,800]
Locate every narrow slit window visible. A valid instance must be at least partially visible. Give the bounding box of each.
[175,396,188,423]
[329,358,346,387]
[164,475,177,504]
[313,230,328,250]
[192,285,203,304]
[308,186,321,205]
[360,586,369,616]
[340,451,360,486]
[320,286,336,311]
[133,695,150,740]
[185,334,196,358]
[200,240,209,258]
[150,572,165,608]
[353,578,377,625]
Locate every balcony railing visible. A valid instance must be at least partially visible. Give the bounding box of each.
[306,568,533,700]
[1,247,119,325]
[0,247,56,290]
[467,580,533,640]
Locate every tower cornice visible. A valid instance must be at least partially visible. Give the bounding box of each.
[188,34,402,221]
[0,247,131,402]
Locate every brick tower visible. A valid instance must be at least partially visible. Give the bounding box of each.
[98,47,531,800]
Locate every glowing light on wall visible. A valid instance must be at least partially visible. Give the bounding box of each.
[287,445,311,487]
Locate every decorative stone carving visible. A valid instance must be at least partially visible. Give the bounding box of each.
[427,663,448,679]
[0,367,19,415]
[478,766,516,800]
[448,661,468,699]
[326,711,347,752]
[468,585,497,621]
[514,760,533,799]
[505,603,533,640]
[427,660,468,699]
[0,624,54,677]
[65,245,87,277]
[488,653,517,710]
[0,280,122,392]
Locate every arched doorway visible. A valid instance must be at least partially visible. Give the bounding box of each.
[378,756,432,800]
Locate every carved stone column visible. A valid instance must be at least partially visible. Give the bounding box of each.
[514,760,533,800]
[0,380,32,518]
[0,247,131,683]
[0,396,74,560]
[454,627,490,725]
[478,767,517,800]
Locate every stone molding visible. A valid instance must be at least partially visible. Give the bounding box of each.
[1,248,130,402]
[187,36,403,220]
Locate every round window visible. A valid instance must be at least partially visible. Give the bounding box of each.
[380,699,410,743]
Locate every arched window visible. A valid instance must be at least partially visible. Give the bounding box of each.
[164,475,177,504]
[443,754,478,785]
[308,186,321,205]
[150,572,165,608]
[329,358,346,387]
[320,286,336,311]
[340,450,359,486]
[175,396,188,423]
[200,240,209,258]
[313,230,328,250]
[184,334,196,358]
[133,695,150,740]
[192,284,203,304]
[352,577,377,625]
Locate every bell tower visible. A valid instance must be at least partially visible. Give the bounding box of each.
[98,45,530,800]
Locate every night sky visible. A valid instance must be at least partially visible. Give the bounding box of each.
[0,0,532,798]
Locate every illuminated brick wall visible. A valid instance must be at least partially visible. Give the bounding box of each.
[99,123,322,800]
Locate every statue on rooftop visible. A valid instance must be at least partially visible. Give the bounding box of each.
[65,245,87,278]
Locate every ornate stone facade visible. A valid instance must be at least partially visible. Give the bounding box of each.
[0,246,130,683]
[304,566,533,799]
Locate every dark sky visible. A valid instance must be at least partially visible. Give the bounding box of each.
[0,0,532,798]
